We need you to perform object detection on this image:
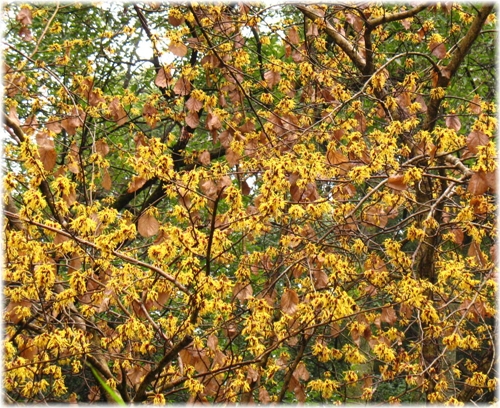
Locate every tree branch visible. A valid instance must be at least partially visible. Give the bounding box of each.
[423,4,494,132]
[363,4,430,75]
[366,4,430,28]
[3,211,190,295]
[277,334,310,402]
[3,113,65,225]
[133,335,193,402]
[296,5,366,72]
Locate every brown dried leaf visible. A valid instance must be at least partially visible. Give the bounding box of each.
[185,95,203,112]
[169,42,187,57]
[264,70,281,89]
[287,26,300,45]
[19,27,33,41]
[36,132,56,172]
[126,364,149,387]
[69,256,82,274]
[63,186,77,207]
[466,130,489,154]
[429,41,447,59]
[200,179,217,198]
[364,205,388,228]
[247,366,259,382]
[326,150,351,174]
[102,168,112,190]
[16,6,32,25]
[88,386,101,403]
[19,336,38,360]
[138,212,160,238]
[168,13,184,26]
[127,176,147,193]
[381,306,397,325]
[154,66,173,88]
[46,118,63,133]
[259,387,271,403]
[61,108,85,136]
[109,97,128,126]
[201,53,220,68]
[401,19,411,30]
[397,91,411,109]
[234,282,253,301]
[468,241,486,267]
[450,227,464,245]
[199,150,211,166]
[185,111,199,128]
[173,77,191,96]
[468,172,488,196]
[469,95,482,115]
[313,269,328,289]
[241,180,251,196]
[306,22,318,37]
[445,114,461,131]
[206,112,222,131]
[67,142,80,174]
[280,289,299,315]
[224,323,238,340]
[333,183,356,200]
[132,299,147,319]
[387,174,407,191]
[399,303,413,319]
[484,170,496,192]
[294,361,310,381]
[143,103,158,128]
[415,94,428,113]
[207,334,218,351]
[5,299,31,324]
[225,148,240,167]
[95,139,110,157]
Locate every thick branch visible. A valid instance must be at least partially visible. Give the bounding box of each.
[423,4,494,132]
[296,5,366,72]
[366,4,430,28]
[277,335,309,402]
[363,4,429,75]
[134,335,193,402]
[4,114,65,225]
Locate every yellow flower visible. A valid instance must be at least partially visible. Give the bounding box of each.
[430,87,445,100]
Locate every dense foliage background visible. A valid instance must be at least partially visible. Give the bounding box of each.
[3,2,497,404]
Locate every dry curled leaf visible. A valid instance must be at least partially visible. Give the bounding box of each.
[466,130,489,154]
[445,114,461,131]
[154,66,173,88]
[233,282,253,301]
[36,132,56,172]
[264,70,281,89]
[169,42,187,57]
[387,174,407,191]
[95,139,110,157]
[109,97,128,126]
[186,95,203,112]
[199,150,211,166]
[468,172,488,196]
[185,111,199,128]
[429,40,447,59]
[128,176,147,193]
[287,26,300,44]
[173,77,191,96]
[381,306,397,325]
[101,168,112,190]
[138,212,160,238]
[280,289,299,315]
[16,6,32,26]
